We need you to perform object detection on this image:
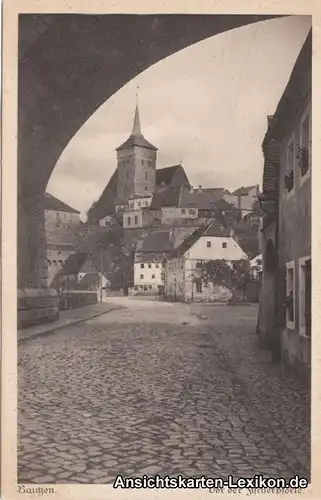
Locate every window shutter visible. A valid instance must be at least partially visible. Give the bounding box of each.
[277,266,287,327]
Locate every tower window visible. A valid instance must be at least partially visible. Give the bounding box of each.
[127,216,131,226]
[134,216,138,225]
[145,186,148,191]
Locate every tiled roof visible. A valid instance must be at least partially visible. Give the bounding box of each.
[171,222,232,257]
[136,230,174,253]
[264,30,311,142]
[232,185,257,196]
[116,134,157,151]
[156,165,190,188]
[171,226,207,257]
[202,188,229,196]
[44,193,80,214]
[262,138,280,194]
[203,223,231,238]
[156,165,181,186]
[150,186,181,209]
[178,189,223,210]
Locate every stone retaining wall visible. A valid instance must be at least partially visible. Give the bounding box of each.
[18,288,59,329]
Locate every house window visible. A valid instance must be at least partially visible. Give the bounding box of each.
[155,264,159,268]
[286,261,295,329]
[139,285,144,290]
[299,257,311,337]
[285,136,295,193]
[299,109,311,179]
[196,281,202,293]
[140,274,144,279]
[127,216,131,226]
[145,201,148,207]
[138,201,141,207]
[145,186,148,191]
[140,263,144,268]
[152,274,155,279]
[134,216,138,225]
[181,209,186,214]
[189,209,196,215]
[196,261,202,269]
[148,285,152,290]
[148,264,152,268]
[144,285,148,291]
[145,172,148,180]
[134,285,138,291]
[206,241,211,248]
[222,242,227,249]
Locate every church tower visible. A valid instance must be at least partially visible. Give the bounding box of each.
[116,98,157,202]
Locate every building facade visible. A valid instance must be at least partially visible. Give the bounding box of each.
[44,193,80,285]
[224,185,259,218]
[258,32,311,380]
[131,230,173,295]
[116,104,157,202]
[165,224,248,302]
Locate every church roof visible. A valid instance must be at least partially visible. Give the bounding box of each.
[116,134,157,151]
[156,165,187,187]
[116,103,157,151]
[44,192,80,214]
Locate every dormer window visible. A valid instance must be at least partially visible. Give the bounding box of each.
[222,242,227,249]
[206,241,211,248]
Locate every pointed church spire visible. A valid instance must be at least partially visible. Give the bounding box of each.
[132,86,142,135]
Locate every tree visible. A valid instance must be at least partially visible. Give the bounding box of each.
[201,258,251,301]
[213,199,242,227]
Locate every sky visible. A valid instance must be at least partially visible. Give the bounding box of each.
[47,15,312,215]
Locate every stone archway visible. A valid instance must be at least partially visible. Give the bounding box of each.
[18,14,283,325]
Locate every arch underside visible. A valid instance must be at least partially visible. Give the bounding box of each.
[17,14,283,292]
[19,14,283,195]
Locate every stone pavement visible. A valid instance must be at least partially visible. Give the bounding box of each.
[18,298,310,484]
[18,301,124,342]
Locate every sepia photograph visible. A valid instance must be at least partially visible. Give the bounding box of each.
[7,8,314,493]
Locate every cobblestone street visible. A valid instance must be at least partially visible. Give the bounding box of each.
[18,298,310,484]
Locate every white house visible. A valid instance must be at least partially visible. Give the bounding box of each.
[99,215,117,228]
[164,224,248,302]
[131,230,173,295]
[128,194,153,210]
